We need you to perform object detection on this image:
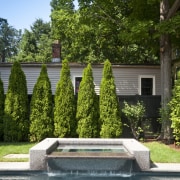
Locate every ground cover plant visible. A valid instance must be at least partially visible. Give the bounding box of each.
[0,142,35,162]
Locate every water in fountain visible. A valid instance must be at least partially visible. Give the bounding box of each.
[46,144,135,178]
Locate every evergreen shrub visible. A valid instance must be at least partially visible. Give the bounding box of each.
[54,59,76,137]
[30,64,54,142]
[0,78,4,140]
[99,60,122,138]
[3,61,29,142]
[76,63,99,138]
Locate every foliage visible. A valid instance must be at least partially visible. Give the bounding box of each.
[51,0,160,64]
[99,60,122,138]
[76,63,99,138]
[0,18,21,62]
[0,77,4,140]
[29,64,54,142]
[54,59,76,137]
[50,0,74,11]
[3,61,29,142]
[169,71,180,145]
[14,19,53,63]
[122,101,145,139]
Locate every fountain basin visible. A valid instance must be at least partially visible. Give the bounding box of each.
[29,138,150,172]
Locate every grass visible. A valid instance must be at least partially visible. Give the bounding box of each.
[0,141,180,163]
[0,142,36,162]
[143,141,180,163]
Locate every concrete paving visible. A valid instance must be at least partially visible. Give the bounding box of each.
[0,162,29,171]
[149,163,180,172]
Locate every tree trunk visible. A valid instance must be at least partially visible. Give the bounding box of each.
[159,0,175,143]
[159,33,173,143]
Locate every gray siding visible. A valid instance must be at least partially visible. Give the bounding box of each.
[0,63,161,96]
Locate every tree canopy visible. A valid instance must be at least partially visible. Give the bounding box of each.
[14,19,53,62]
[0,18,21,62]
[50,0,180,142]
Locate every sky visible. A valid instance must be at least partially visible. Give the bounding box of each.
[0,0,51,31]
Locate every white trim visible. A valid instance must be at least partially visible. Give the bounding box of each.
[138,75,155,95]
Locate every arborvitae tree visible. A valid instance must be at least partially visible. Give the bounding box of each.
[99,60,122,138]
[3,61,29,142]
[169,71,180,145]
[0,78,4,140]
[54,59,76,137]
[30,64,54,142]
[76,63,99,138]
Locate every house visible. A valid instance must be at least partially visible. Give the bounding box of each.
[0,62,161,135]
[0,63,161,96]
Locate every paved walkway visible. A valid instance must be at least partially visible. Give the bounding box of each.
[0,162,29,171]
[150,163,180,172]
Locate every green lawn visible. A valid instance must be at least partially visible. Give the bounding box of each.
[143,141,180,163]
[0,141,180,163]
[0,142,36,162]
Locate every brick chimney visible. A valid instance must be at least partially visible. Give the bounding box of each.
[52,40,61,62]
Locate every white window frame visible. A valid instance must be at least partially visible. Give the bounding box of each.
[139,75,155,95]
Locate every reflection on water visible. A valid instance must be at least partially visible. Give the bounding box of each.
[1,173,180,180]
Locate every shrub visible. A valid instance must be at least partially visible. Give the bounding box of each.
[169,71,180,145]
[4,61,29,142]
[76,63,99,138]
[54,59,76,137]
[0,78,4,140]
[29,64,54,142]
[122,101,145,139]
[99,60,122,138]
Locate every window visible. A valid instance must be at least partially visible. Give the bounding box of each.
[75,77,82,95]
[139,76,155,95]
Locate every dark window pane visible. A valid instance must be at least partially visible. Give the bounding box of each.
[141,78,153,95]
[75,77,82,94]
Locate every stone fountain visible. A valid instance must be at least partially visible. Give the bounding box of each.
[29,138,150,176]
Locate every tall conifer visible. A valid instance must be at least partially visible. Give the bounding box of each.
[30,64,53,142]
[99,60,122,138]
[54,59,76,137]
[4,61,29,142]
[0,78,4,140]
[76,63,99,138]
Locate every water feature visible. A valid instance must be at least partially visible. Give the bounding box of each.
[29,138,177,179]
[30,138,150,172]
[47,143,134,176]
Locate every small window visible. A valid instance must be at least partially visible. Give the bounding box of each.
[141,78,153,95]
[139,76,155,95]
[75,77,82,95]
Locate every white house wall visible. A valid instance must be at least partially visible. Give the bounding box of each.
[0,63,161,96]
